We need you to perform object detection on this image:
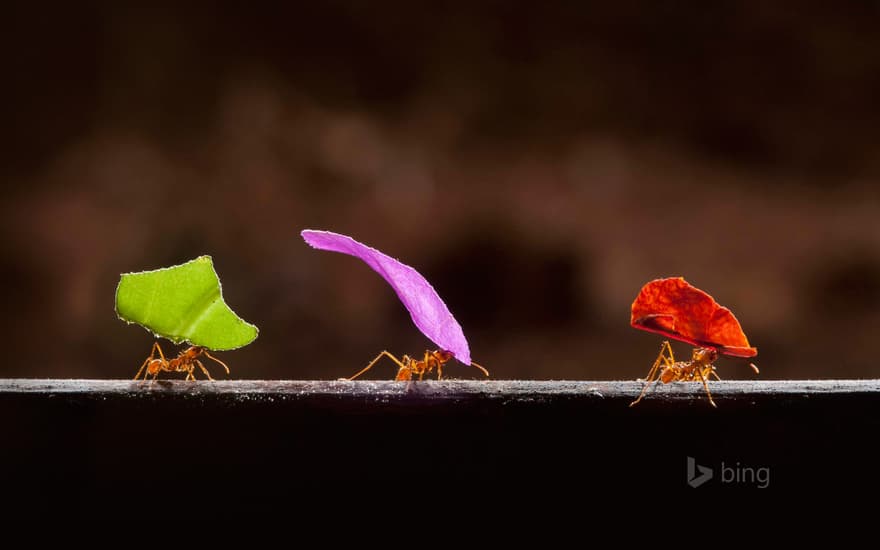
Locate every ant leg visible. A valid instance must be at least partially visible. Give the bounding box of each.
[195,360,215,381]
[202,351,230,376]
[749,363,760,374]
[660,341,675,365]
[420,351,436,381]
[694,368,717,408]
[630,362,661,406]
[152,342,169,381]
[134,342,161,380]
[155,342,168,362]
[395,366,413,381]
[348,351,409,380]
[133,359,150,381]
[630,341,674,407]
[416,354,427,381]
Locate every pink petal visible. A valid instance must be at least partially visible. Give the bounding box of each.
[301,230,471,365]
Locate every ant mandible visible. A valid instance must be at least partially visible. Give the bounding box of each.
[133,341,230,381]
[346,349,489,381]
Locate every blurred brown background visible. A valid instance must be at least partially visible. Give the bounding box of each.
[2,2,879,380]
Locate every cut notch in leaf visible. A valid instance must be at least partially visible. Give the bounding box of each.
[116,256,258,351]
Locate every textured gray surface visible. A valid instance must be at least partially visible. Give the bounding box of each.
[3,378,878,398]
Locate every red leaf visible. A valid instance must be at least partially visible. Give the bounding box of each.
[630,277,757,357]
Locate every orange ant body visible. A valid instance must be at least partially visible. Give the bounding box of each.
[630,340,759,408]
[134,341,231,381]
[346,349,489,381]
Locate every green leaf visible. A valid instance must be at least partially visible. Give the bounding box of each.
[115,256,258,350]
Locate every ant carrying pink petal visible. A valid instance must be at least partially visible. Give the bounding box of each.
[301,229,488,381]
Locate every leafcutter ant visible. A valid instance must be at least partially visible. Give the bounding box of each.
[133,342,230,381]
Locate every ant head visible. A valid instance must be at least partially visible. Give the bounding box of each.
[692,347,718,363]
[434,350,454,363]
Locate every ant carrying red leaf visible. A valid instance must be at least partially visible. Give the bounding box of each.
[629,277,758,407]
